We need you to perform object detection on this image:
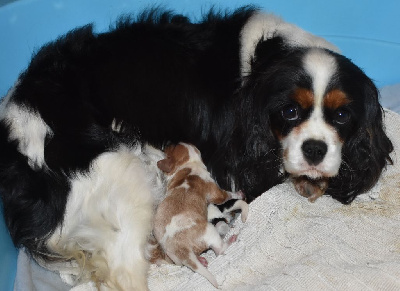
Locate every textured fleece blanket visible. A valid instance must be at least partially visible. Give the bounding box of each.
[145,110,400,291]
[15,109,400,291]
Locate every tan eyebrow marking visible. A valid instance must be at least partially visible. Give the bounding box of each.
[324,89,351,109]
[292,88,314,109]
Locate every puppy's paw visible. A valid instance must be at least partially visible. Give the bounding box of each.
[197,256,208,268]
[229,190,245,200]
[215,220,231,236]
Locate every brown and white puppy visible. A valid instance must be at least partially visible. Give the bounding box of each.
[153,143,248,288]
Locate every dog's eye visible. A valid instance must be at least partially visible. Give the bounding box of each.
[333,109,350,125]
[281,105,299,121]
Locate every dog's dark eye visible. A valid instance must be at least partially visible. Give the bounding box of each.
[333,109,350,125]
[281,105,299,121]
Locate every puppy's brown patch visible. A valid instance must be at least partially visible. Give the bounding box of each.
[159,144,190,173]
[168,168,192,189]
[147,235,173,265]
[324,89,350,110]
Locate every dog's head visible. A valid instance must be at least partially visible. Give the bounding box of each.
[237,36,393,203]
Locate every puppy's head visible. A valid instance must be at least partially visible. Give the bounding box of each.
[157,143,202,174]
[241,37,393,203]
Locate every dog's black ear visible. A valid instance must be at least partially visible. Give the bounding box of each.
[250,36,291,72]
[223,78,285,202]
[328,80,393,204]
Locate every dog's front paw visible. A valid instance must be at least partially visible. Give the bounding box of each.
[293,176,328,202]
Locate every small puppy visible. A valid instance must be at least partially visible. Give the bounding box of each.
[153,143,248,288]
[208,199,249,236]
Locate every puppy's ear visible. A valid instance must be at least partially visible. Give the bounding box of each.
[157,158,174,173]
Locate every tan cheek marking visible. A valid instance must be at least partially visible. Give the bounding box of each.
[273,128,283,140]
[292,88,314,109]
[283,148,288,161]
[324,89,350,109]
[276,115,306,142]
[293,121,306,135]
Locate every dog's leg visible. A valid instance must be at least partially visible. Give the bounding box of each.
[292,176,329,202]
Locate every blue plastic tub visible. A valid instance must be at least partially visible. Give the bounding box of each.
[1,0,399,289]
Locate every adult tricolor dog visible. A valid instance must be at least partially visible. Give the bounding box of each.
[0,6,392,290]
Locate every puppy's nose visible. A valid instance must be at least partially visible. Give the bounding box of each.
[301,139,327,165]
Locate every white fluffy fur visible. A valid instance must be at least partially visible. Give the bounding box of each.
[239,13,339,77]
[46,144,165,290]
[0,84,52,169]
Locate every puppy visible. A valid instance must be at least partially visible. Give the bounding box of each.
[208,199,249,236]
[153,143,248,288]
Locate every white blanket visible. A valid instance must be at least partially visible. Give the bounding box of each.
[15,109,400,291]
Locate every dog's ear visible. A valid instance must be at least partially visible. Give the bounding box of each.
[157,158,174,173]
[328,80,393,203]
[250,36,292,72]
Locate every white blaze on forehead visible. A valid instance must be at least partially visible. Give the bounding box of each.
[303,49,337,108]
[240,13,339,77]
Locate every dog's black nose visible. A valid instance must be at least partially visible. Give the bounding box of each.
[301,139,328,165]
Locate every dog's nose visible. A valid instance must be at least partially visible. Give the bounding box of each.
[301,139,327,165]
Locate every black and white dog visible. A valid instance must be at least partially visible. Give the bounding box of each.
[0,7,393,290]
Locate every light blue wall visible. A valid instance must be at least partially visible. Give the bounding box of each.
[0,0,399,97]
[0,1,399,290]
